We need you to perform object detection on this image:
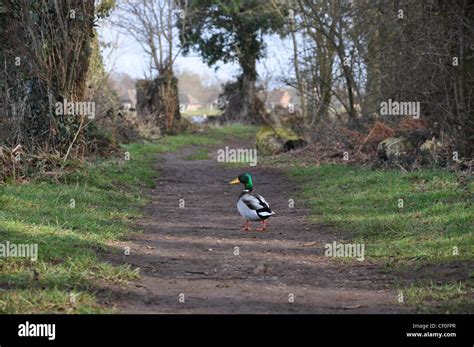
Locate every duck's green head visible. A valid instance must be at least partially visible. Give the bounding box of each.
[229,173,253,191]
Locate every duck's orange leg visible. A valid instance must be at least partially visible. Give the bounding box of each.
[256,220,267,231]
[242,220,252,231]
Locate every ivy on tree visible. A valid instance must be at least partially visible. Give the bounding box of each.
[179,0,287,122]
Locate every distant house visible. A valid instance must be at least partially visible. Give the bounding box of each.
[267,89,291,109]
[120,89,137,111]
[265,88,300,110]
[179,92,203,111]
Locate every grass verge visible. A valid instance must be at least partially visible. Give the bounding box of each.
[288,164,473,313]
[0,124,256,313]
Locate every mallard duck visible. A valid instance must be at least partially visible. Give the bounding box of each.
[229,173,275,231]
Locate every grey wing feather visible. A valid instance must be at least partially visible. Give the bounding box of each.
[254,194,270,209]
[240,194,265,210]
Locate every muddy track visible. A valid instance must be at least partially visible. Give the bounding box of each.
[101,141,413,314]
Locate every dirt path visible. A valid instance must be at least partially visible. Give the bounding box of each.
[102,142,413,313]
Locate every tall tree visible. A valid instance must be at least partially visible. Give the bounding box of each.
[179,0,287,123]
[113,0,184,134]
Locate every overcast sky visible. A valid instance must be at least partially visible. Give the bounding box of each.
[98,16,294,88]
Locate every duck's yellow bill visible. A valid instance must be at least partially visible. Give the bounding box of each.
[229,178,240,185]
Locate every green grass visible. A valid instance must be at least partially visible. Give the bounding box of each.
[289,164,473,312]
[208,123,260,140]
[185,148,209,161]
[402,282,474,314]
[0,124,257,313]
[180,124,260,161]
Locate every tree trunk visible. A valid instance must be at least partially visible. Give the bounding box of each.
[222,57,264,124]
[148,69,181,134]
[1,0,95,155]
